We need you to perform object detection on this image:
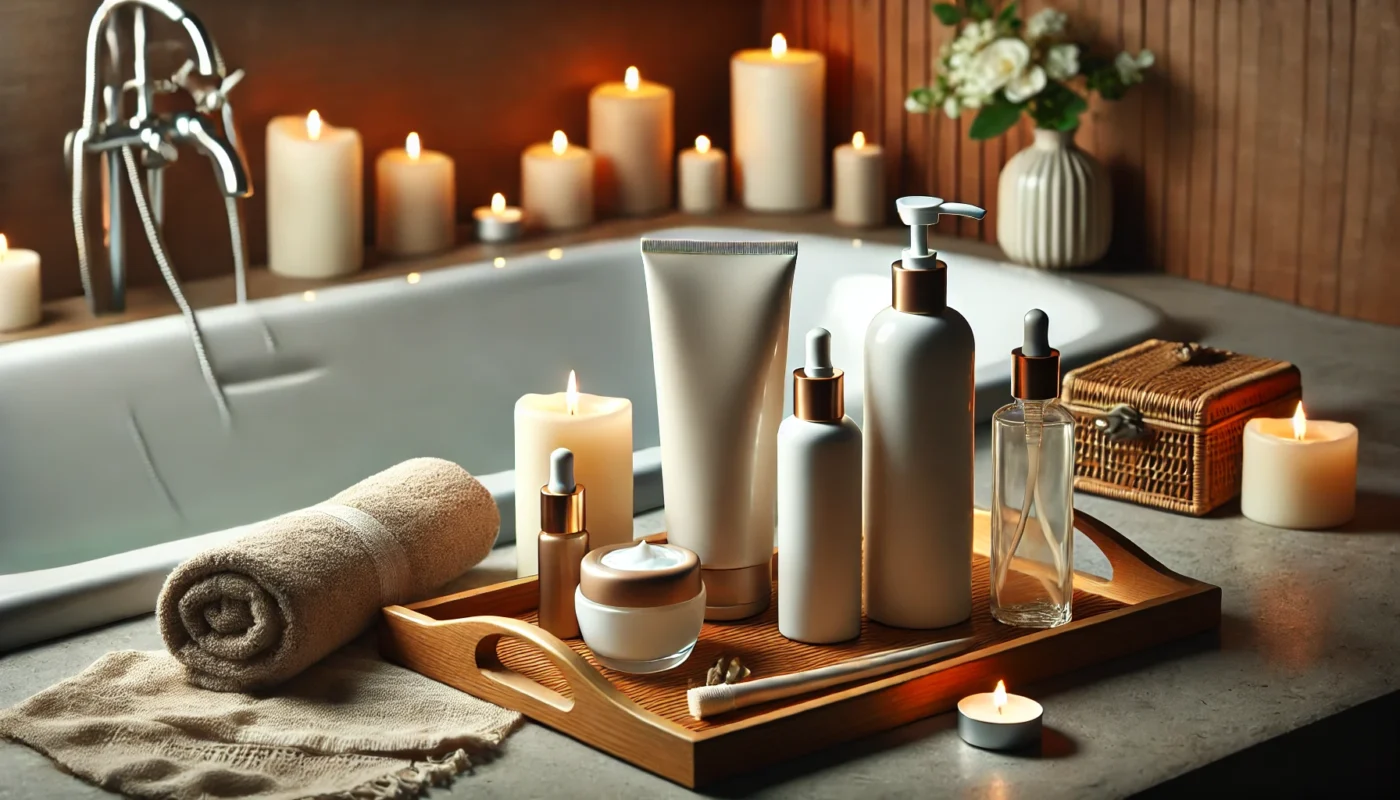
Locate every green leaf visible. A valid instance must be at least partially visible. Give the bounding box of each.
[932,3,962,25]
[997,2,1019,27]
[969,99,1024,140]
[967,0,994,21]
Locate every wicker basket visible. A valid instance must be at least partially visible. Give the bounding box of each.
[1061,339,1301,516]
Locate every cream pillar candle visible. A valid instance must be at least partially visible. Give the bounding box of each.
[521,131,595,231]
[375,132,456,257]
[0,234,42,333]
[515,370,633,577]
[1241,403,1358,529]
[833,131,885,227]
[730,33,825,212]
[589,66,674,216]
[678,135,727,214]
[266,111,364,278]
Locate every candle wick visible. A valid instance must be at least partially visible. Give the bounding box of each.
[997,704,1002,716]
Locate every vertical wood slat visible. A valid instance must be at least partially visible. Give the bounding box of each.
[1230,0,1262,291]
[767,0,1398,325]
[1209,0,1240,287]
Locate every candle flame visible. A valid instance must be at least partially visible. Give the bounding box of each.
[0,233,7,260]
[1293,402,1307,441]
[491,192,506,214]
[552,130,568,155]
[566,370,580,416]
[772,33,788,58]
[406,132,421,160]
[625,66,640,91]
[306,110,322,141]
[695,135,711,154]
[993,680,1007,715]
[852,131,866,149]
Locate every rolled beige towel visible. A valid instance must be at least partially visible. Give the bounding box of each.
[158,457,499,692]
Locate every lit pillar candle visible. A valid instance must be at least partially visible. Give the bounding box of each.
[958,680,1044,751]
[515,370,634,577]
[521,131,595,231]
[266,110,364,278]
[0,234,42,333]
[589,66,674,216]
[473,192,524,243]
[1242,403,1358,529]
[375,132,456,257]
[678,135,727,214]
[833,131,885,227]
[730,33,825,212]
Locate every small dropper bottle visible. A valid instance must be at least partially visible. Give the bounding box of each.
[538,448,588,638]
[990,310,1075,629]
[777,328,864,644]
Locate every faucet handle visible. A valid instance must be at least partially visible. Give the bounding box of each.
[172,59,244,112]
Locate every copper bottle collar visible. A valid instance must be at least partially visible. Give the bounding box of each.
[1011,348,1061,401]
[891,259,948,314]
[793,367,844,422]
[540,484,585,534]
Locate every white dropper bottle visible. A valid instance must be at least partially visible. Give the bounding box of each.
[777,328,864,644]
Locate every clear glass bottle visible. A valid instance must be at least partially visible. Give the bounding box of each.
[990,310,1075,628]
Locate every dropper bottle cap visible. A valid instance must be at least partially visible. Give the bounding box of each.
[540,447,585,534]
[1011,309,1061,400]
[891,196,986,314]
[793,328,844,422]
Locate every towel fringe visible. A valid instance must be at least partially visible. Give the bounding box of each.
[331,749,473,800]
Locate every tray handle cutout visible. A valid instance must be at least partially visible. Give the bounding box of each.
[1071,509,1193,600]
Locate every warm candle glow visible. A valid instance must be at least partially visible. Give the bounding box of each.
[491,192,506,214]
[993,680,1007,715]
[695,135,711,155]
[406,272,421,284]
[306,110,322,141]
[625,66,640,91]
[552,130,568,155]
[852,131,866,149]
[1293,402,1307,441]
[566,370,580,416]
[405,132,421,160]
[772,33,788,58]
[0,233,7,260]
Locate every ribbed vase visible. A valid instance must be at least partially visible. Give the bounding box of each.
[997,128,1112,269]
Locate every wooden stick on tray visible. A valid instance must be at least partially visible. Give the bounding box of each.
[687,637,976,720]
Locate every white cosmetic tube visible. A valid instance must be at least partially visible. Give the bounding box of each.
[640,239,798,620]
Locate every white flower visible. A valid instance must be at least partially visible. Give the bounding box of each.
[1005,65,1047,102]
[1045,44,1080,80]
[1115,49,1154,85]
[953,19,998,54]
[943,96,962,119]
[905,95,930,113]
[967,37,1031,95]
[1026,8,1068,40]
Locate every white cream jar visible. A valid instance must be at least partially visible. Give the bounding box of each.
[575,540,706,674]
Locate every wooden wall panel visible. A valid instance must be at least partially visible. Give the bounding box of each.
[771,0,1400,325]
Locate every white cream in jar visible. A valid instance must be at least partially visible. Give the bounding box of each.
[574,540,705,674]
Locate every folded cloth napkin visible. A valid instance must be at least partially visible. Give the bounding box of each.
[159,457,500,692]
[0,646,520,800]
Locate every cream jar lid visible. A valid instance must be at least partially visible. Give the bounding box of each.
[579,540,702,609]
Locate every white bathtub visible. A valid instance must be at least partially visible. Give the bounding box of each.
[0,227,1160,649]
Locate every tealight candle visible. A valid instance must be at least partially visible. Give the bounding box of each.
[473,192,524,243]
[1241,402,1358,529]
[515,370,633,577]
[833,131,885,227]
[678,135,727,214]
[266,110,364,278]
[731,33,825,211]
[957,680,1043,751]
[521,131,595,231]
[0,234,42,333]
[589,66,674,216]
[376,132,456,257]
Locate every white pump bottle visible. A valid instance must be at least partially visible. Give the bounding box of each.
[863,196,985,629]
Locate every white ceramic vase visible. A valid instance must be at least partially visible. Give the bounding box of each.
[997,128,1111,269]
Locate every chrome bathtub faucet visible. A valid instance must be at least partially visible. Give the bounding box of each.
[64,0,254,422]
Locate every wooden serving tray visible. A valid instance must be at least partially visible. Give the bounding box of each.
[381,510,1219,788]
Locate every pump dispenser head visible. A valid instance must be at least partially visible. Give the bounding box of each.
[794,327,844,422]
[1011,309,1061,400]
[890,196,986,314]
[541,447,585,534]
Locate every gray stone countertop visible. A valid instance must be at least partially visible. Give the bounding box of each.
[3,255,1398,799]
